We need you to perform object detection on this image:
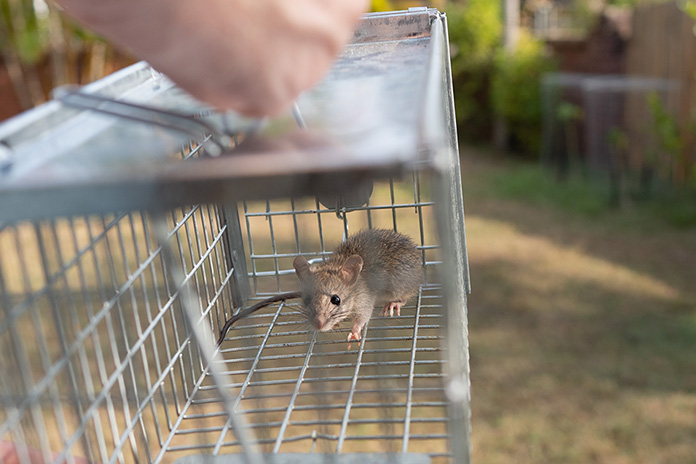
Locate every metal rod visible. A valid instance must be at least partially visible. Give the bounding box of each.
[54,86,231,156]
[212,299,288,454]
[272,331,317,453]
[151,213,262,464]
[402,287,424,452]
[335,322,370,452]
[242,202,436,218]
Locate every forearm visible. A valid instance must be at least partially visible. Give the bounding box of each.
[53,0,179,57]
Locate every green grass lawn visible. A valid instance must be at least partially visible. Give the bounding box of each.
[461,148,696,463]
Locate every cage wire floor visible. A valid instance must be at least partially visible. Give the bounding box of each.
[199,284,449,456]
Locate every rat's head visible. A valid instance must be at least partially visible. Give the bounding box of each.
[293,255,363,332]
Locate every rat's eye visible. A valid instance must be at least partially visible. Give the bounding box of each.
[330,294,341,306]
[303,296,312,307]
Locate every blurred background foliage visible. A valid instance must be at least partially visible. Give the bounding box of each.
[0,0,131,118]
[491,30,556,157]
[446,0,502,144]
[446,0,557,157]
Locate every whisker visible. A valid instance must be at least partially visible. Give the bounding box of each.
[284,308,311,317]
[296,321,314,332]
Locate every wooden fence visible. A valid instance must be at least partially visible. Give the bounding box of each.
[624,1,696,186]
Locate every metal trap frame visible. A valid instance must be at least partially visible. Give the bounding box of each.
[0,8,471,464]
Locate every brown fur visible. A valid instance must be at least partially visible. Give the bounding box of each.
[293,229,423,338]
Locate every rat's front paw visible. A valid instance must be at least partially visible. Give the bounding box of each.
[347,330,361,350]
[380,301,403,317]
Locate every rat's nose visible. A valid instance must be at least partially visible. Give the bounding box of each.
[314,315,329,331]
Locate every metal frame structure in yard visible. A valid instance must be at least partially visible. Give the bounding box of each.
[0,9,470,464]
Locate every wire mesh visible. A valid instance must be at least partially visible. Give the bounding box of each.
[0,169,455,463]
[0,140,247,463]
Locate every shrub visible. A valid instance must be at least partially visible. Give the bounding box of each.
[445,0,502,143]
[491,31,557,157]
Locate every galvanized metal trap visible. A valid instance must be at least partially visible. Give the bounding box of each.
[0,9,471,464]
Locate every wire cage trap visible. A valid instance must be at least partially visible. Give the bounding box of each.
[0,8,471,464]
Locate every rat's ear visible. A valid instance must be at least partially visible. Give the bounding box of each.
[293,255,311,281]
[340,255,363,286]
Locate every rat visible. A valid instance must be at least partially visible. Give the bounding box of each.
[216,229,422,348]
[293,228,423,347]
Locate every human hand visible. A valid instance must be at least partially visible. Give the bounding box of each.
[54,0,369,116]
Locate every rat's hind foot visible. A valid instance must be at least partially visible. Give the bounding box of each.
[380,301,404,317]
